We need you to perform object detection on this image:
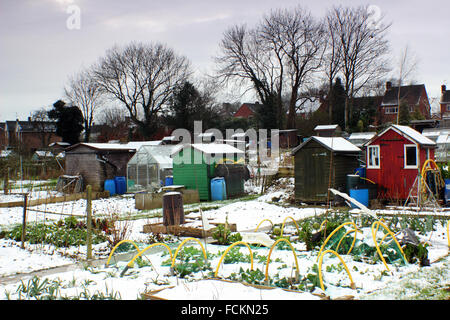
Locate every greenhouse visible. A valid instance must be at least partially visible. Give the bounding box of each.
[126,145,180,192]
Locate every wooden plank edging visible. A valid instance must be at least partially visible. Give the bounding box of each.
[0,191,110,208]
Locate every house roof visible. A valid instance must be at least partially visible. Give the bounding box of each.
[130,145,180,168]
[364,125,436,147]
[242,103,262,113]
[34,151,54,158]
[292,136,361,155]
[348,132,377,140]
[49,141,70,148]
[314,124,340,131]
[66,141,162,152]
[381,84,425,107]
[172,143,245,156]
[4,120,57,133]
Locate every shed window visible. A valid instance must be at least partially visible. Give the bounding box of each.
[367,145,380,168]
[404,145,418,168]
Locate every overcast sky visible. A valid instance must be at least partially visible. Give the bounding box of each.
[1,0,449,121]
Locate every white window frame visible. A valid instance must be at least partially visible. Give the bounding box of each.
[367,145,380,169]
[385,107,398,114]
[404,144,419,169]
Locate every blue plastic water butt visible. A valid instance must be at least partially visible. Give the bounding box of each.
[165,176,174,186]
[114,176,126,195]
[445,179,450,204]
[211,177,227,201]
[104,179,116,196]
[349,189,369,208]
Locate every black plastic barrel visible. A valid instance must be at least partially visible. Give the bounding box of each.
[346,174,361,194]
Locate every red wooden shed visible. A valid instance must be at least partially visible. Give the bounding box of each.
[364,125,436,200]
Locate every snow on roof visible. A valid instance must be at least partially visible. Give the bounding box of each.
[133,145,181,168]
[363,125,437,147]
[348,132,376,140]
[48,141,70,147]
[292,136,361,154]
[313,136,361,152]
[436,134,449,144]
[391,125,436,146]
[172,143,245,155]
[34,151,53,157]
[314,124,339,131]
[71,141,162,151]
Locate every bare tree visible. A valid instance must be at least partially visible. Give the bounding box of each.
[395,45,419,124]
[323,12,343,123]
[215,6,326,129]
[92,42,191,139]
[328,5,391,131]
[216,24,280,128]
[261,7,326,129]
[30,107,54,148]
[97,106,130,142]
[65,69,102,142]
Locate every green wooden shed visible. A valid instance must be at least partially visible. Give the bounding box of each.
[291,136,361,203]
[171,143,245,201]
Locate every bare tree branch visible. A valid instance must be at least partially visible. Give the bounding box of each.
[92,42,191,138]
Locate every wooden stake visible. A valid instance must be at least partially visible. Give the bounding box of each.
[21,194,28,249]
[86,185,92,260]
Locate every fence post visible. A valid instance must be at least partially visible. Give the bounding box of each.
[21,193,28,249]
[86,185,92,260]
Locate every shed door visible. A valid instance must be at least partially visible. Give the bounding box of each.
[297,147,329,201]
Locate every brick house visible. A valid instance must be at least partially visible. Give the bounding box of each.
[317,82,432,128]
[1,118,62,153]
[439,84,450,119]
[379,82,431,124]
[0,123,6,150]
[233,102,262,118]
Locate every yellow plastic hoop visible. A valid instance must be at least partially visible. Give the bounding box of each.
[335,228,362,254]
[316,222,359,262]
[280,216,300,237]
[319,220,328,231]
[371,221,407,271]
[106,240,141,266]
[447,221,450,248]
[265,238,300,282]
[214,241,254,278]
[171,237,208,269]
[126,242,173,269]
[318,249,355,292]
[255,219,274,232]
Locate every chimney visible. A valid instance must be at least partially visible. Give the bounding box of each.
[442,85,447,93]
[386,81,392,91]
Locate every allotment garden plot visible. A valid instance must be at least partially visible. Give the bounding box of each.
[0,179,448,300]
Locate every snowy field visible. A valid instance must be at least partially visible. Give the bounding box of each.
[0,178,448,300]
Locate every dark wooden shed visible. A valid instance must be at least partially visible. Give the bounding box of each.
[65,142,155,191]
[291,136,361,203]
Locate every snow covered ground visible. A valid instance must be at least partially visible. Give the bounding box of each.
[0,180,448,300]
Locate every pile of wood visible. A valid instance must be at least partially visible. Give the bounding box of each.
[56,175,83,193]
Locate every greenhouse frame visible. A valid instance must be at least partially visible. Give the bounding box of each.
[126,145,180,192]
